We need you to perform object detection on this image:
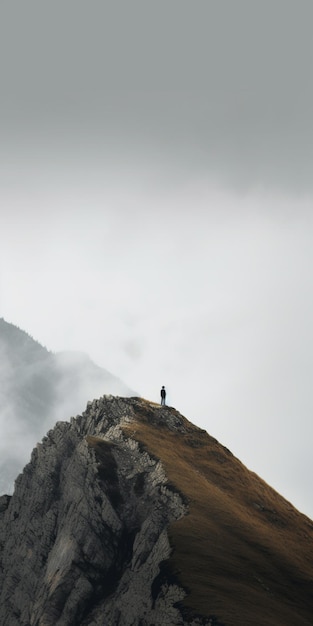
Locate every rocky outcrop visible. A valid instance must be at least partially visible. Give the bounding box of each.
[0,396,210,626]
[3,394,312,625]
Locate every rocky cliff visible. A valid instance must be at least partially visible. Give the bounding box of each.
[1,396,313,626]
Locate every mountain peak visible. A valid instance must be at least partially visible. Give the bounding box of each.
[1,395,313,625]
[0,317,50,362]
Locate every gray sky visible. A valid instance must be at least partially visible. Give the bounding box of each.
[1,1,313,517]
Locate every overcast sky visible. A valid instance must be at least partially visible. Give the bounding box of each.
[1,1,313,518]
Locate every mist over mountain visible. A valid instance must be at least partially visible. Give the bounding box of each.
[1,396,313,625]
[0,318,135,493]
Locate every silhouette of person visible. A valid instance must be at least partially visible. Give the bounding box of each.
[160,386,166,406]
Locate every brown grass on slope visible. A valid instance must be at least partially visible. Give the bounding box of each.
[123,400,313,626]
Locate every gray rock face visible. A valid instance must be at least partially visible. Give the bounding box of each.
[0,396,208,625]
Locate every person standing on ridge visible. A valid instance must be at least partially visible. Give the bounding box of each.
[160,386,166,406]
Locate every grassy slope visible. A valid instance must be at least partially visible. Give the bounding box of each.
[123,401,313,626]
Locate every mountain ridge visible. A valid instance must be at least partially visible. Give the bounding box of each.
[1,395,312,625]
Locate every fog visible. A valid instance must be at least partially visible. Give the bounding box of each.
[1,1,313,517]
[0,325,135,493]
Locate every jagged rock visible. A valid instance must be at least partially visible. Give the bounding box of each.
[1,396,313,625]
[0,397,206,626]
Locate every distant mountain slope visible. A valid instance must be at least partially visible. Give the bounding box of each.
[0,396,312,625]
[0,319,135,492]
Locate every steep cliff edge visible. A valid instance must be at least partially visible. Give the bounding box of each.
[0,397,201,626]
[1,396,313,626]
